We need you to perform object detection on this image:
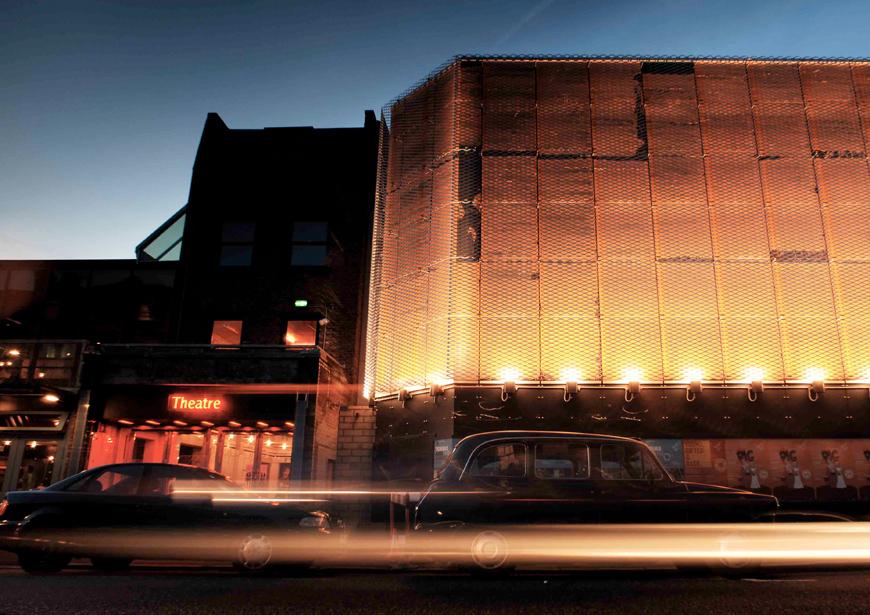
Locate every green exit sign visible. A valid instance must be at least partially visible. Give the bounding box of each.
[294,299,309,308]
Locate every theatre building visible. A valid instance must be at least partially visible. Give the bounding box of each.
[365,57,870,503]
[1,110,379,491]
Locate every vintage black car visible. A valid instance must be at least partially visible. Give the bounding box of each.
[0,462,338,574]
[414,431,779,570]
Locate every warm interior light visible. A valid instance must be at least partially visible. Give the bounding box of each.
[7,349,20,357]
[2,440,11,446]
[117,419,134,426]
[145,420,160,426]
[172,419,187,426]
[284,333,297,344]
[47,455,54,462]
[284,421,294,428]
[247,434,255,443]
[228,420,241,428]
[281,442,288,450]
[265,438,273,447]
[41,393,60,403]
[256,420,269,428]
[37,372,45,379]
[29,441,38,449]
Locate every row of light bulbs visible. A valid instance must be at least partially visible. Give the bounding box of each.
[390,366,851,404]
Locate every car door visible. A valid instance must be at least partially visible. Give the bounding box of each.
[59,464,147,530]
[528,439,600,523]
[593,442,688,523]
[45,464,148,555]
[459,441,534,524]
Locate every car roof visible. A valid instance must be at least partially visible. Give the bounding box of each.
[455,430,640,448]
[448,430,645,467]
[88,462,216,473]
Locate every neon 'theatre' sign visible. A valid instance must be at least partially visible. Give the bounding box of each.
[168,394,226,412]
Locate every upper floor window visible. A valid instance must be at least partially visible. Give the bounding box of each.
[285,320,317,346]
[291,221,328,266]
[220,222,255,266]
[211,320,242,345]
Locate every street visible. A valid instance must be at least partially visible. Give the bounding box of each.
[0,561,867,614]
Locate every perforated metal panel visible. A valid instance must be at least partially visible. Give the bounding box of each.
[365,57,870,398]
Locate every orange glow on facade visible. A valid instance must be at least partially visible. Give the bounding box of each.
[365,58,870,398]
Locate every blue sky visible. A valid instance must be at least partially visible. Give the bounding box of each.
[2,0,870,259]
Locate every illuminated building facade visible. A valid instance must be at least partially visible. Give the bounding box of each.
[367,57,870,498]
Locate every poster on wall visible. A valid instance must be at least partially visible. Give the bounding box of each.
[645,439,685,480]
[682,439,728,486]
[681,439,870,501]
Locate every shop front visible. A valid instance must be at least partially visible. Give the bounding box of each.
[0,340,87,494]
[86,385,305,488]
[0,395,75,494]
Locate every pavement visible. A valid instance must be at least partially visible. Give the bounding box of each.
[0,560,867,614]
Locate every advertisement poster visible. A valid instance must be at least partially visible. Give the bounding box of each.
[645,439,685,480]
[683,439,728,486]
[681,439,870,501]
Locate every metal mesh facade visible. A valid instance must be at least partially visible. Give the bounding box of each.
[365,57,870,398]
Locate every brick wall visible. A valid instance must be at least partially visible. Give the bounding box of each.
[334,404,376,525]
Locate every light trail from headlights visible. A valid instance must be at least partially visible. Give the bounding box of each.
[5,523,869,570]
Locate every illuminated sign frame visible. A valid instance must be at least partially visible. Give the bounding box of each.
[167,394,228,413]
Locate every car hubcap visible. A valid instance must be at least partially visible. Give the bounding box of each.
[471,531,509,570]
[238,534,273,570]
[718,533,751,569]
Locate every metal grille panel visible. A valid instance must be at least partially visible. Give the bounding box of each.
[365,58,870,397]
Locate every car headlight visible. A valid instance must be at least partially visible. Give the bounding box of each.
[299,515,330,529]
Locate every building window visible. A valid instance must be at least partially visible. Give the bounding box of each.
[220,222,255,266]
[211,320,242,345]
[291,221,328,266]
[285,321,317,346]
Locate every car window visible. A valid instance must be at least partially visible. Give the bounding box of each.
[467,443,526,478]
[138,466,239,495]
[65,466,144,495]
[535,441,590,479]
[138,466,188,495]
[599,444,664,481]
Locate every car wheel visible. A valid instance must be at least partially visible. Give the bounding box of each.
[711,533,761,578]
[90,557,133,572]
[18,551,71,575]
[469,530,510,571]
[235,534,274,572]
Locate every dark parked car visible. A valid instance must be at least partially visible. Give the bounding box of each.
[0,462,339,574]
[414,431,779,570]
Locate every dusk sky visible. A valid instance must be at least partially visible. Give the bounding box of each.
[3,0,870,260]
